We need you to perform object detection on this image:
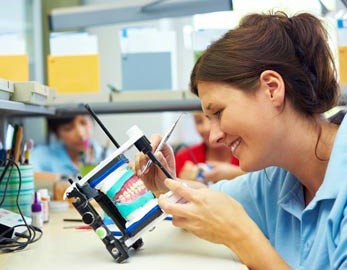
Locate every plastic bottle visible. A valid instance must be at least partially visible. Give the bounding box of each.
[31,191,43,229]
[38,189,50,223]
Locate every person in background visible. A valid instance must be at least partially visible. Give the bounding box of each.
[136,11,347,269]
[175,111,244,184]
[31,115,106,177]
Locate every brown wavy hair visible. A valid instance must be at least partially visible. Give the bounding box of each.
[190,11,340,116]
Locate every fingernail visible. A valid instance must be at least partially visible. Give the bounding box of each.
[155,151,162,159]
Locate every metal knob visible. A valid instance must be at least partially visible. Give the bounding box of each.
[82,212,95,225]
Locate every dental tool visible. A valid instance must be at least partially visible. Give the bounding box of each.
[140,113,183,175]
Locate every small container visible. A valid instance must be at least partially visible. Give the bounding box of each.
[38,189,50,223]
[31,191,43,229]
[12,81,48,105]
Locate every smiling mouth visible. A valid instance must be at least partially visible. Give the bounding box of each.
[115,175,147,203]
[230,138,241,154]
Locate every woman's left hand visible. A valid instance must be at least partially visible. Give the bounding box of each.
[158,178,254,248]
[159,178,291,269]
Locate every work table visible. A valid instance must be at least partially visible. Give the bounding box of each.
[0,207,248,270]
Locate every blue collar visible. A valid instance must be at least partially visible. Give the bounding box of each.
[277,114,347,218]
[315,114,347,200]
[278,172,304,220]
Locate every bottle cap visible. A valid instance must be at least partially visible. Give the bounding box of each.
[38,188,50,199]
[31,191,42,212]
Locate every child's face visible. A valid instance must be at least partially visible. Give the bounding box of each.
[57,115,93,153]
[193,111,210,144]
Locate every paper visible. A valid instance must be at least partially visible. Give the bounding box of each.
[50,32,98,55]
[339,46,347,84]
[47,54,100,93]
[0,55,29,81]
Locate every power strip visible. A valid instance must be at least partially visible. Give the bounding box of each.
[0,208,31,238]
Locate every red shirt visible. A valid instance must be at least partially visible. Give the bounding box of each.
[175,142,239,176]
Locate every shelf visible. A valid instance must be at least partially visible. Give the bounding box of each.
[54,99,201,116]
[49,0,233,31]
[0,99,56,116]
[51,84,347,116]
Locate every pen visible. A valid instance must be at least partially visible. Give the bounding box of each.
[63,218,83,222]
[0,142,6,166]
[140,113,184,175]
[23,139,34,165]
[63,225,91,230]
[13,125,23,164]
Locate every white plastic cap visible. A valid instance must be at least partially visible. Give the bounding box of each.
[126,125,144,139]
[38,188,50,199]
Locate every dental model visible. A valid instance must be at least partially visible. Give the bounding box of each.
[64,125,182,263]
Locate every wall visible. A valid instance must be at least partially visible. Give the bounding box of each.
[84,0,332,150]
[85,12,200,148]
[18,0,345,152]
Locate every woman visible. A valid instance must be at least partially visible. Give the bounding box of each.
[31,115,105,177]
[175,111,243,183]
[136,11,347,269]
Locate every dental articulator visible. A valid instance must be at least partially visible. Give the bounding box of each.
[64,104,181,263]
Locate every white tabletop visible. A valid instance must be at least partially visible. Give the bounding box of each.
[0,207,248,270]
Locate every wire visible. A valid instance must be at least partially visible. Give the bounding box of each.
[0,158,43,253]
[0,162,15,206]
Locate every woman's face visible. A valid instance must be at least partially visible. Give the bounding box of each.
[198,80,283,171]
[56,115,93,153]
[193,111,225,149]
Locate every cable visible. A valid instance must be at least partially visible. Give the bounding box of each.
[0,162,15,206]
[0,158,43,253]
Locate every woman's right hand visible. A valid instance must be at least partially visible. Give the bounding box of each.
[135,134,176,197]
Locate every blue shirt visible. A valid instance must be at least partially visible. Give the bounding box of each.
[30,140,104,177]
[211,115,347,269]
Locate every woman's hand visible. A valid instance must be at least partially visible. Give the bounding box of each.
[158,178,290,270]
[135,134,176,196]
[158,178,251,246]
